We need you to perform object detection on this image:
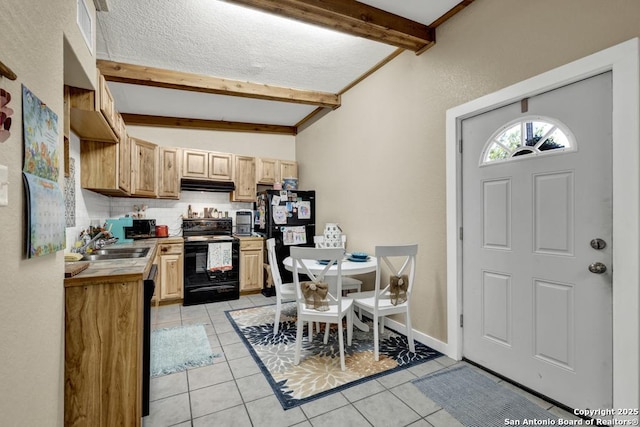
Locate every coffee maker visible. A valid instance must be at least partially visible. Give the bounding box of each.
[235,210,252,236]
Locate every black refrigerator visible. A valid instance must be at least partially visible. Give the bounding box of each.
[254,189,315,294]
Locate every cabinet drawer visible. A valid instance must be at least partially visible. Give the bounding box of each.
[240,240,263,251]
[159,244,183,255]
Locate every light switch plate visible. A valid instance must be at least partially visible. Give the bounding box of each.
[0,164,8,207]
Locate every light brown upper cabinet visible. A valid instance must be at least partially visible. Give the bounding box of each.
[158,147,180,199]
[80,113,131,197]
[232,155,256,202]
[67,71,119,143]
[182,149,233,181]
[131,138,158,198]
[209,152,233,181]
[256,157,278,185]
[279,160,298,182]
[257,158,298,184]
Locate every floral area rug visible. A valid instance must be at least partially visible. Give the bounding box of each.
[226,302,442,409]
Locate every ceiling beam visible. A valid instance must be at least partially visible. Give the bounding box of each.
[97,60,341,109]
[224,0,435,53]
[122,113,297,135]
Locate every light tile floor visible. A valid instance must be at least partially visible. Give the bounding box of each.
[144,294,579,427]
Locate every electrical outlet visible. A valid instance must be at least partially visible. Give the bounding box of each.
[0,164,8,207]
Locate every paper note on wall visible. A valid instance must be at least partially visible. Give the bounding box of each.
[282,226,307,246]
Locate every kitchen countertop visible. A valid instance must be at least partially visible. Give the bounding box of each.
[63,239,164,287]
[234,235,264,241]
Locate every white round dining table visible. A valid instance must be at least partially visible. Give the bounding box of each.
[282,255,377,331]
[282,255,377,277]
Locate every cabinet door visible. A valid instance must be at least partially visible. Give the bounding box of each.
[98,73,117,132]
[158,147,180,199]
[131,138,158,197]
[118,125,131,194]
[209,152,233,181]
[182,149,209,178]
[160,247,184,300]
[279,160,298,181]
[257,158,278,184]
[81,140,119,190]
[240,249,263,292]
[232,156,256,202]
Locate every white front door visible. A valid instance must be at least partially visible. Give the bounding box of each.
[461,72,613,410]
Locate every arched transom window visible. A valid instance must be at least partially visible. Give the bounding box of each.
[480,116,576,166]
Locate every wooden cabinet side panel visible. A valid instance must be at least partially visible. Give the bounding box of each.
[65,281,142,427]
[100,281,142,426]
[65,285,103,427]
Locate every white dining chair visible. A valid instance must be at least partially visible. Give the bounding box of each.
[291,246,354,371]
[266,238,320,337]
[264,238,304,337]
[349,244,418,361]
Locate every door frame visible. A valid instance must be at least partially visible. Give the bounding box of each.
[446,38,640,410]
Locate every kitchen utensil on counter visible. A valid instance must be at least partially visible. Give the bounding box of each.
[155,225,169,237]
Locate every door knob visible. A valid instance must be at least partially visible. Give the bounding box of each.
[588,262,607,274]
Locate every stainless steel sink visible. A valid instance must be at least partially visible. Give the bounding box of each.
[93,247,150,255]
[83,247,149,261]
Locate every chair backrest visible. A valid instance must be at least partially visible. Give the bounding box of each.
[314,234,347,249]
[290,246,344,309]
[374,244,418,308]
[266,238,285,295]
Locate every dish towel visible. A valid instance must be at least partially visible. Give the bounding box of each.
[207,242,233,271]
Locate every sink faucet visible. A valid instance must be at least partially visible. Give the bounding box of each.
[77,231,117,253]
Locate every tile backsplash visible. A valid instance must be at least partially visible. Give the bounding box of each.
[109,191,252,236]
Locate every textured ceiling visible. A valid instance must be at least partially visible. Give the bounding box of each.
[95,0,463,130]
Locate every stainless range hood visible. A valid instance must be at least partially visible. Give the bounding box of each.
[180,178,235,193]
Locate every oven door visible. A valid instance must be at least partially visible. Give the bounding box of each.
[183,240,239,305]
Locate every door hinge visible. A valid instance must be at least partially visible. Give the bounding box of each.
[458,139,463,153]
[459,227,463,240]
[460,314,463,328]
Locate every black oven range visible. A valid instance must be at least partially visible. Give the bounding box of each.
[182,218,240,305]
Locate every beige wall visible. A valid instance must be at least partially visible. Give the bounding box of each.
[0,0,96,425]
[296,0,640,342]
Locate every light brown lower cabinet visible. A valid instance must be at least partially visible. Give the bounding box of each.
[65,278,143,426]
[158,241,184,301]
[240,237,264,293]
